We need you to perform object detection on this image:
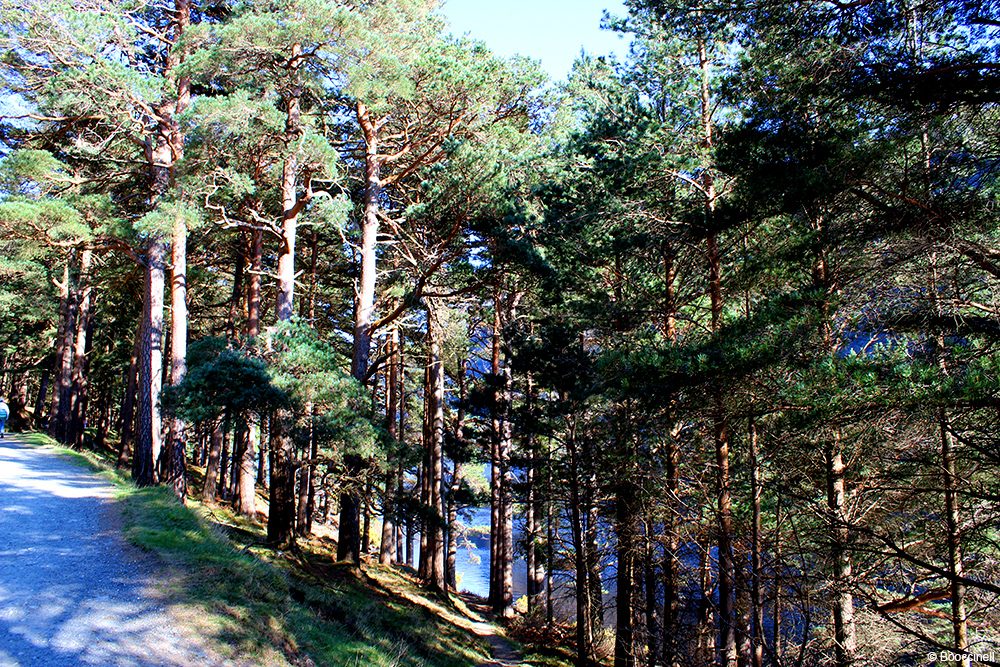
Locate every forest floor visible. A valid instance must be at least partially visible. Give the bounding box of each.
[1,433,570,667]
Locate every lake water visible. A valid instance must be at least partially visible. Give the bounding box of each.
[399,506,528,599]
[419,506,579,620]
[451,506,531,598]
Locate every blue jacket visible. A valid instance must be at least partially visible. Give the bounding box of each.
[0,402,9,419]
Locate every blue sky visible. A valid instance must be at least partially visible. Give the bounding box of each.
[439,0,631,81]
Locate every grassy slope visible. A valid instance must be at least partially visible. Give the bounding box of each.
[21,433,507,667]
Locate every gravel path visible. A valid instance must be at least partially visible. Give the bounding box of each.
[0,436,221,667]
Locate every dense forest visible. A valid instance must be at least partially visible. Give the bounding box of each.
[1,0,999,665]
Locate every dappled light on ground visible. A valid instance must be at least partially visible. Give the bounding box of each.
[0,437,220,667]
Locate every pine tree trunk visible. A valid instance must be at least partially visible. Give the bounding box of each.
[52,259,78,443]
[134,239,166,487]
[47,267,67,435]
[339,100,383,565]
[709,233,737,667]
[118,326,141,467]
[219,419,230,498]
[501,473,515,618]
[696,535,716,667]
[204,418,224,502]
[234,418,257,516]
[267,409,297,546]
[160,0,191,498]
[275,51,301,323]
[749,419,765,667]
[489,299,515,616]
[496,351,515,616]
[135,0,188,487]
[230,428,243,500]
[380,328,400,565]
[567,414,594,666]
[489,304,502,607]
[489,426,501,605]
[267,418,275,496]
[72,302,96,448]
[418,377,431,580]
[661,246,681,667]
[662,417,681,667]
[643,536,659,667]
[301,230,319,321]
[239,236,263,512]
[95,387,111,450]
[695,27,737,664]
[362,479,372,555]
[546,446,556,626]
[614,478,638,667]
[68,248,94,448]
[585,483,603,643]
[941,414,968,665]
[195,426,206,466]
[714,404,737,667]
[164,202,188,499]
[296,406,315,535]
[268,41,303,546]
[526,457,539,610]
[405,516,415,568]
[814,219,856,667]
[297,460,311,535]
[34,366,50,431]
[397,336,408,566]
[228,236,246,338]
[247,227,263,336]
[826,435,856,666]
[257,420,268,488]
[526,371,546,613]
[305,429,318,535]
[423,300,447,591]
[395,478,406,564]
[928,251,969,666]
[446,458,461,589]
[772,498,783,665]
[445,355,467,588]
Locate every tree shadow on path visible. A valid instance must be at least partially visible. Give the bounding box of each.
[0,437,220,667]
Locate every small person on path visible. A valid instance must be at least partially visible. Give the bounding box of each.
[0,397,8,438]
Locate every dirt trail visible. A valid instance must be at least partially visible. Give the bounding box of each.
[457,593,524,667]
[0,436,223,667]
[472,628,522,667]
